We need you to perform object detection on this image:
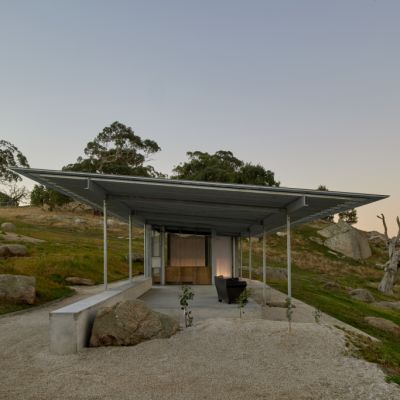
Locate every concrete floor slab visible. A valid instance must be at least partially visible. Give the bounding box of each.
[139,285,261,322]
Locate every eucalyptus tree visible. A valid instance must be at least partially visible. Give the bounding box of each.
[63,121,162,177]
[0,140,29,206]
[172,150,279,186]
[0,140,29,184]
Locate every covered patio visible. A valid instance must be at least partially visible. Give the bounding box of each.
[13,167,387,302]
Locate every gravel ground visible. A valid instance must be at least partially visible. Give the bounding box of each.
[1,292,399,400]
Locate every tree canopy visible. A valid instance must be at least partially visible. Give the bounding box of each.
[30,184,71,211]
[63,121,162,177]
[338,209,358,224]
[0,140,29,183]
[317,184,358,224]
[171,150,280,186]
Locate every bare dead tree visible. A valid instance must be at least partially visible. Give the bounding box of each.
[377,214,400,295]
[0,182,29,206]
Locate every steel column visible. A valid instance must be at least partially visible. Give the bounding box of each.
[232,237,236,277]
[249,234,252,280]
[287,214,292,299]
[240,236,243,278]
[160,227,165,285]
[263,227,266,286]
[211,230,217,284]
[144,224,152,278]
[103,199,108,290]
[128,213,133,282]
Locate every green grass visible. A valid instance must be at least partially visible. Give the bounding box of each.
[0,210,144,314]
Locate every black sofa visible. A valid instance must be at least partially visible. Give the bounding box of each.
[215,276,247,304]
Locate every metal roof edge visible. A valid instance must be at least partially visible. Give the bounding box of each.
[10,167,389,201]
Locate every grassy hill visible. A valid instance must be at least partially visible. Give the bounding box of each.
[0,206,399,381]
[0,207,145,314]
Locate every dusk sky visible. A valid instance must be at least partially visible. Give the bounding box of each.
[1,1,399,234]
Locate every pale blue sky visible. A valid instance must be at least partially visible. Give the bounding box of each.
[1,0,399,234]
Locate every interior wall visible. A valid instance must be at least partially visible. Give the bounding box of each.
[169,234,206,267]
[215,236,232,277]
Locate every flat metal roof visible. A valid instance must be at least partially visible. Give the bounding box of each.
[12,167,388,236]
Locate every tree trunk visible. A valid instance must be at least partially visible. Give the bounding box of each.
[378,251,399,295]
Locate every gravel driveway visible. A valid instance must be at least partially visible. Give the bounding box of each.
[0,290,399,400]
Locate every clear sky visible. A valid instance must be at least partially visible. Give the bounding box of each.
[1,0,399,235]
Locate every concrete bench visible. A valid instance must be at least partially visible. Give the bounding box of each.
[49,276,152,354]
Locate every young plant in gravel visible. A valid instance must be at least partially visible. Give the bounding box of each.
[179,285,194,328]
[313,307,322,323]
[237,288,251,318]
[285,297,294,333]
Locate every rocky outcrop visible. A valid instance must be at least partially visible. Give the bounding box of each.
[0,232,45,244]
[90,300,179,347]
[0,244,28,257]
[349,288,375,303]
[324,281,341,290]
[367,231,387,247]
[317,221,371,260]
[65,277,95,286]
[1,222,16,233]
[372,301,400,310]
[0,274,36,304]
[364,317,400,337]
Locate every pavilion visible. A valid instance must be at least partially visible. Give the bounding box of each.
[12,167,387,302]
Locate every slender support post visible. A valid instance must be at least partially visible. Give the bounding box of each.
[262,226,267,305]
[263,227,266,286]
[249,234,252,280]
[160,227,165,285]
[240,236,243,278]
[128,213,133,282]
[103,199,108,290]
[144,224,152,278]
[232,237,236,277]
[143,224,146,277]
[287,213,292,299]
[211,230,217,284]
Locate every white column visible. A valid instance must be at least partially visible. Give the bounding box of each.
[287,214,292,299]
[249,234,252,280]
[263,227,266,286]
[262,226,267,304]
[143,224,146,277]
[160,227,165,285]
[240,236,243,278]
[128,214,133,282]
[103,199,108,290]
[211,230,217,284]
[232,237,236,277]
[144,224,152,278]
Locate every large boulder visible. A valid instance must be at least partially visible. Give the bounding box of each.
[364,317,400,337]
[0,274,36,304]
[349,288,375,303]
[0,244,28,257]
[90,300,179,347]
[367,231,387,247]
[65,276,95,286]
[1,222,16,233]
[317,221,371,260]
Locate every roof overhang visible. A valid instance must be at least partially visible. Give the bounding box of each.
[12,168,388,237]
